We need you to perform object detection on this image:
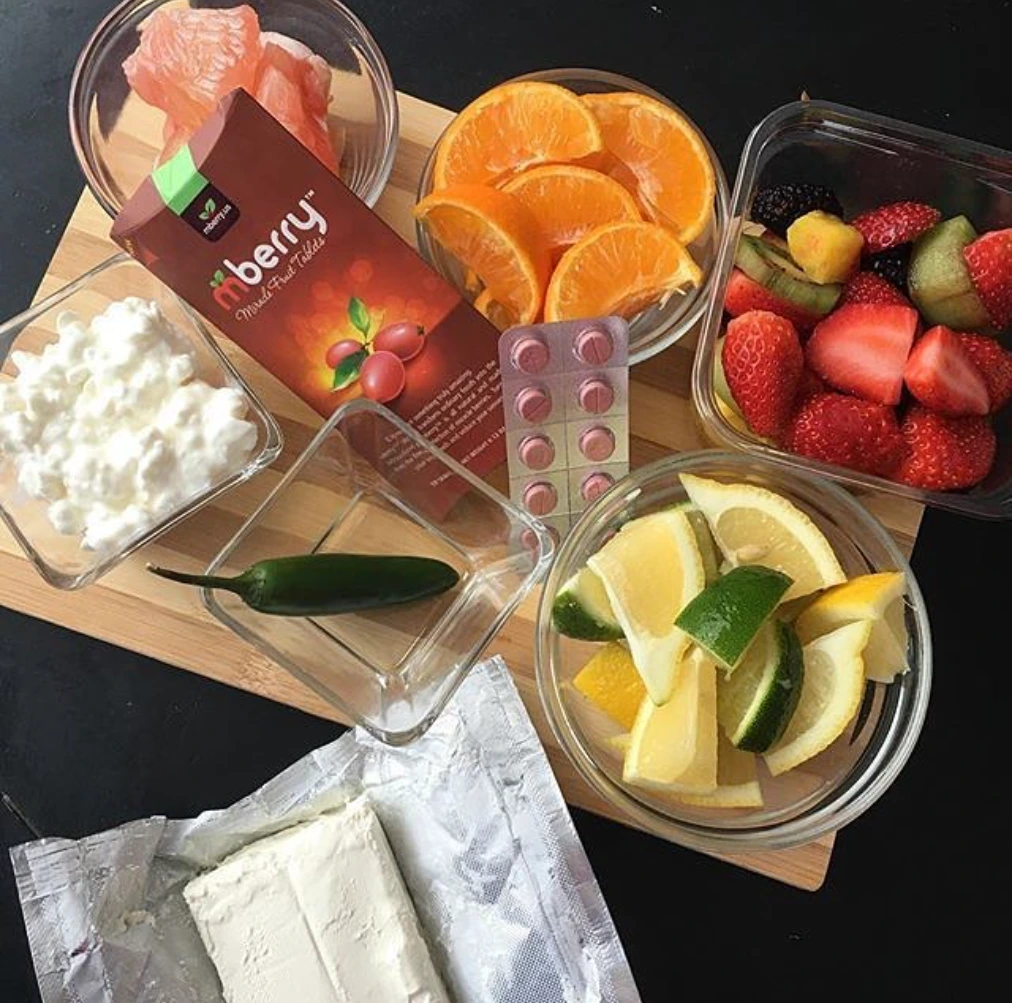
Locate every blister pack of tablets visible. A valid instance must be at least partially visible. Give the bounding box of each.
[498,317,630,540]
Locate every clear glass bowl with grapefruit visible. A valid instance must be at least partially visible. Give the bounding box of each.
[415,69,729,364]
[70,0,398,217]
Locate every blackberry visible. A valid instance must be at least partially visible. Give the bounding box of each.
[750,183,844,237]
[866,245,911,290]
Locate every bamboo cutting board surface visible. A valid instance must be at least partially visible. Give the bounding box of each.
[0,90,926,892]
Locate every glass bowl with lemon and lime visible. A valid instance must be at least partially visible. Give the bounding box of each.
[536,451,930,852]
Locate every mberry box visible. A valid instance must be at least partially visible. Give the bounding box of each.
[111,90,506,497]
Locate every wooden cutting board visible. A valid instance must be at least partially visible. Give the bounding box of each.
[0,90,925,892]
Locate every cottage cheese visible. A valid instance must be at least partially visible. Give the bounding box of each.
[0,297,256,551]
[183,797,451,1003]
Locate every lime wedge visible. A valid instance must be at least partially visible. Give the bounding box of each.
[680,474,846,602]
[764,620,871,776]
[795,572,908,683]
[572,642,646,731]
[552,566,623,641]
[717,620,803,753]
[623,648,717,792]
[671,501,721,585]
[675,565,793,672]
[588,509,706,703]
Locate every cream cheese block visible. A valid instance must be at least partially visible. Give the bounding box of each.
[183,796,450,1003]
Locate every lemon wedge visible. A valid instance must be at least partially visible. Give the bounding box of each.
[572,643,647,731]
[623,648,717,792]
[680,474,846,602]
[764,620,871,776]
[588,508,706,703]
[674,733,764,808]
[795,572,908,683]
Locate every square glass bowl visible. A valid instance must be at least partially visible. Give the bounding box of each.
[693,100,1012,518]
[202,399,554,744]
[0,253,282,589]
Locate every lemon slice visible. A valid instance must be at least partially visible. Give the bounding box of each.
[764,620,871,776]
[674,733,764,808]
[680,474,846,602]
[572,642,646,731]
[623,648,717,792]
[795,572,908,683]
[588,508,706,703]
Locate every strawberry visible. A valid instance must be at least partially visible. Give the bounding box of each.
[896,406,996,491]
[783,392,905,477]
[805,304,919,405]
[839,271,911,308]
[794,368,826,405]
[722,310,803,438]
[724,268,821,329]
[963,228,1012,329]
[850,201,941,254]
[903,326,990,416]
[957,333,1012,412]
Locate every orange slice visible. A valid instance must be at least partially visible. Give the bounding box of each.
[544,221,702,322]
[583,92,716,244]
[415,184,550,324]
[502,164,642,254]
[433,81,603,189]
[473,289,518,330]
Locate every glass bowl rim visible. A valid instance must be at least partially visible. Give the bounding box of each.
[68,0,400,217]
[413,66,730,365]
[534,448,933,851]
[691,98,1012,520]
[0,251,283,590]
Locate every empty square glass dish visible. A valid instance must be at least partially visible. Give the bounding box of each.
[203,399,554,744]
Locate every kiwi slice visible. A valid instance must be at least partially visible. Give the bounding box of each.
[735,235,842,316]
[908,216,991,331]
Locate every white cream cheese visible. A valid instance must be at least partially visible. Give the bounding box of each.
[0,297,256,551]
[183,797,451,1003]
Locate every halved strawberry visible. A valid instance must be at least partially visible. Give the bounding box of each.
[958,333,1012,412]
[783,392,905,477]
[896,406,996,491]
[805,304,919,405]
[903,326,990,416]
[851,201,941,254]
[963,229,1012,329]
[839,271,911,307]
[724,268,822,329]
[722,310,803,439]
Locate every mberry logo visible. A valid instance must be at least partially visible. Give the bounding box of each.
[209,191,327,310]
[182,182,239,243]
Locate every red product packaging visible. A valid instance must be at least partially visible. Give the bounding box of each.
[111,90,505,509]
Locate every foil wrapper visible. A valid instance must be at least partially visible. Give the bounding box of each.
[11,657,641,1003]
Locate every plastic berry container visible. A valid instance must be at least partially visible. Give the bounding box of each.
[692,100,1012,519]
[70,0,398,217]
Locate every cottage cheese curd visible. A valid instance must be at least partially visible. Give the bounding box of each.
[183,797,451,1003]
[0,297,257,551]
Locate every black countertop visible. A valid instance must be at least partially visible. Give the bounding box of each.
[2,1,1010,999]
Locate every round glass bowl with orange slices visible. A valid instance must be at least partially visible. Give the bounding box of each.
[415,69,729,363]
[535,451,931,852]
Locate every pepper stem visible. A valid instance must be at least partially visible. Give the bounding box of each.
[146,564,246,595]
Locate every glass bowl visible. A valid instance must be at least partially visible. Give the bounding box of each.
[70,0,398,217]
[535,450,931,852]
[0,254,282,590]
[415,68,729,365]
[693,100,1012,519]
[203,398,554,745]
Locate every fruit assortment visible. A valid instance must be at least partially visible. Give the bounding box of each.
[124,4,341,170]
[414,81,713,327]
[718,182,1012,492]
[554,475,909,805]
